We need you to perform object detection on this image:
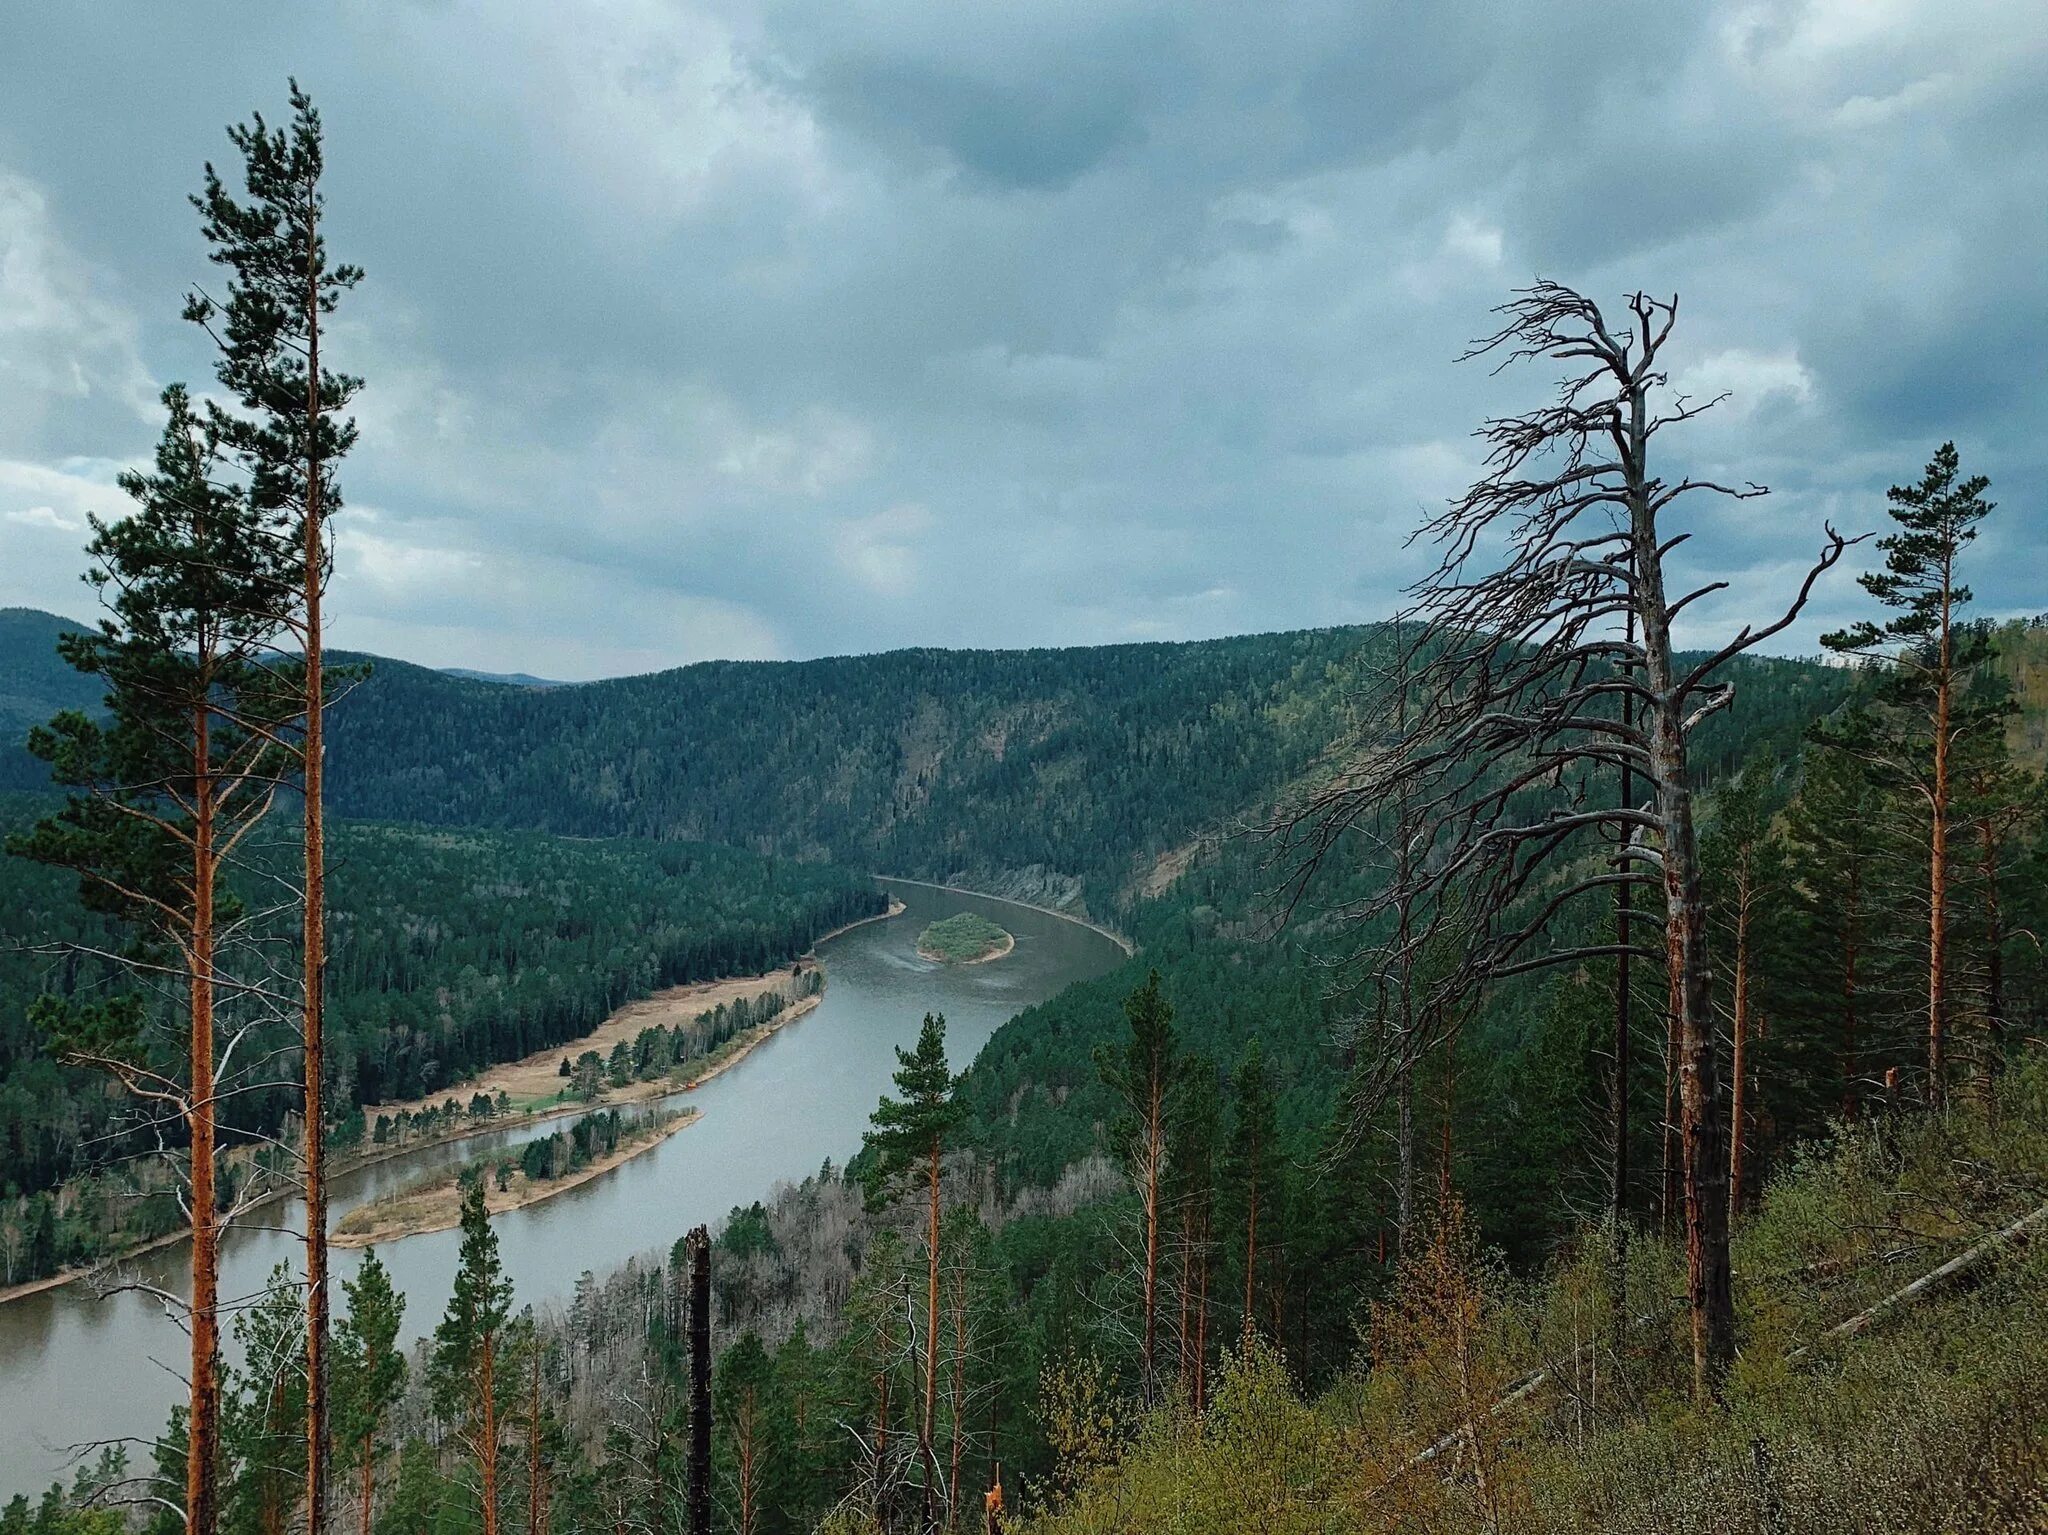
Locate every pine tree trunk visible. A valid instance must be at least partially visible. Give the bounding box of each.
[1928,595,1952,1108]
[1842,873,1861,1121]
[1660,972,1681,1236]
[1632,392,1734,1394]
[1242,1169,1258,1344]
[1395,697,1417,1254]
[922,1142,941,1535]
[480,1332,499,1535]
[737,1390,758,1535]
[1176,1211,1193,1391]
[948,1265,967,1528]
[1140,1076,1161,1405]
[1396,1062,1413,1251]
[527,1353,543,1535]
[1979,816,2006,1078]
[359,1437,373,1535]
[1728,892,1751,1220]
[1193,1219,1209,1413]
[302,233,331,1535]
[189,708,221,1535]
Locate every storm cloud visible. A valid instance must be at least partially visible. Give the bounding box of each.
[1,0,2042,677]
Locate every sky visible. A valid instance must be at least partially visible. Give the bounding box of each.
[1,1,2043,681]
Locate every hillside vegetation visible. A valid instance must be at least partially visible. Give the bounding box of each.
[1016,1063,2048,1535]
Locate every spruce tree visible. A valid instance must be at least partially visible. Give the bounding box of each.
[862,1014,967,1534]
[187,83,362,1527]
[1823,443,1999,1107]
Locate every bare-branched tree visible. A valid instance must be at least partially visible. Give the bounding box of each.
[1273,281,1854,1394]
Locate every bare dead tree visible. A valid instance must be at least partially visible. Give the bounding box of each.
[1273,282,1854,1395]
[688,1224,713,1535]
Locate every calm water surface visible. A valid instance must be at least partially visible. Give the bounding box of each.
[0,880,1125,1495]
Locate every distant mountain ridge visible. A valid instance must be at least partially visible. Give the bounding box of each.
[0,604,1902,914]
[439,667,566,689]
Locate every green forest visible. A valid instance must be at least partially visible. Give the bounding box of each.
[3,73,2046,1535]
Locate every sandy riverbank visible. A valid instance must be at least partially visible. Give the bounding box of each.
[2,899,903,1302]
[334,1109,700,1248]
[366,898,900,1126]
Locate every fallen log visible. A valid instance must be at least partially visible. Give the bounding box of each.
[1790,1200,2048,1359]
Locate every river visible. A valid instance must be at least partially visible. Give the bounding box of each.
[0,879,1127,1497]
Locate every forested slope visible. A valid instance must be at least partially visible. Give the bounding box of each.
[0,610,96,792]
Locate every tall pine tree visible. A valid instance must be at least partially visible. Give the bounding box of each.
[10,387,297,1535]
[187,83,362,1527]
[862,1014,967,1535]
[1092,970,1182,1405]
[1823,443,1998,1107]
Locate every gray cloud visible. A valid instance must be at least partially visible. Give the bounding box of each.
[1,0,2042,678]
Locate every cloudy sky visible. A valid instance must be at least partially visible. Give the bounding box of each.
[1,2,2042,679]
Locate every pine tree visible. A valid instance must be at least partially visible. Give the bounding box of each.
[714,1332,780,1535]
[862,1014,967,1535]
[1704,754,1785,1216]
[1092,970,1182,1404]
[1225,1039,1277,1344]
[431,1178,516,1535]
[10,387,297,1535]
[334,1249,407,1535]
[1823,443,1999,1108]
[187,83,362,1530]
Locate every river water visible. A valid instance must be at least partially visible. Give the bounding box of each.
[0,880,1126,1496]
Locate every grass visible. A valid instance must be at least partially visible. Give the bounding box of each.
[917,911,1013,963]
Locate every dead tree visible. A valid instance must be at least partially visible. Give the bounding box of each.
[1274,282,1853,1394]
[687,1225,712,1535]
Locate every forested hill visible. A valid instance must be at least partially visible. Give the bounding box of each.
[0,607,1863,918]
[319,626,1402,915]
[0,609,1865,915]
[0,609,95,792]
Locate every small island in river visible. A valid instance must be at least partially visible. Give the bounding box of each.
[916,911,1015,965]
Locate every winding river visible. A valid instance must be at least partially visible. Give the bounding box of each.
[0,880,1127,1496]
